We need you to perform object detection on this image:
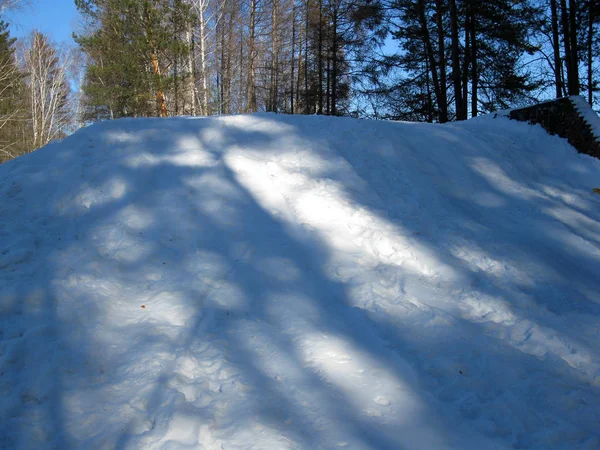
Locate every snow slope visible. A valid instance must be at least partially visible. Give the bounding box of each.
[1,113,600,450]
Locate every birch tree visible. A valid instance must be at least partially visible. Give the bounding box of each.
[23,31,71,149]
[188,0,213,115]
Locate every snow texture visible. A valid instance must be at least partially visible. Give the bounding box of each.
[1,113,600,450]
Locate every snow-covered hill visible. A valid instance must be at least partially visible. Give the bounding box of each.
[1,113,600,449]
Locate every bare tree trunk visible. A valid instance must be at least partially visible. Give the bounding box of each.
[219,10,225,114]
[551,0,563,98]
[331,0,338,116]
[435,0,448,122]
[424,41,433,122]
[291,2,296,114]
[317,0,323,114]
[326,49,330,114]
[150,46,168,116]
[247,0,258,112]
[588,0,594,105]
[417,0,441,122]
[469,2,477,117]
[462,3,470,118]
[225,9,233,114]
[304,0,309,113]
[144,3,168,117]
[449,0,464,120]
[296,19,302,114]
[186,24,197,115]
[269,0,280,112]
[216,72,220,114]
[174,37,179,115]
[568,0,579,95]
[197,0,209,114]
[274,51,279,113]
[560,0,573,95]
[239,29,244,113]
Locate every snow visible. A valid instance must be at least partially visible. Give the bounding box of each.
[1,112,600,449]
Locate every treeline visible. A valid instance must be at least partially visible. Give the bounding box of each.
[73,0,599,122]
[0,19,74,163]
[74,0,381,118]
[0,0,599,163]
[367,0,600,121]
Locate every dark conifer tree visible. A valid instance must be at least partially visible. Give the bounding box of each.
[75,0,194,119]
[0,19,27,162]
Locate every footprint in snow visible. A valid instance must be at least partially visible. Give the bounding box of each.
[374,396,391,406]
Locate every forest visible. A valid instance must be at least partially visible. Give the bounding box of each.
[0,0,598,163]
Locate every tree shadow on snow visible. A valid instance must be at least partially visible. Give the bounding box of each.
[1,113,599,450]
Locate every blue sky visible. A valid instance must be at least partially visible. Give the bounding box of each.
[7,0,79,44]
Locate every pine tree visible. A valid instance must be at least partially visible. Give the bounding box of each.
[374,0,541,121]
[466,0,541,113]
[0,19,27,162]
[75,0,194,119]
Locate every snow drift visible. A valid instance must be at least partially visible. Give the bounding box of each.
[1,113,600,449]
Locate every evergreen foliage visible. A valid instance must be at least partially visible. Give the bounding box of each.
[0,19,27,162]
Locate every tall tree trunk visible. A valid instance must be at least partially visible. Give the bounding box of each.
[296,12,303,114]
[435,0,448,123]
[325,39,331,115]
[588,0,594,104]
[449,0,464,120]
[317,0,324,114]
[186,24,197,116]
[225,10,233,114]
[462,8,469,117]
[331,0,338,116]
[304,0,309,113]
[198,0,208,115]
[173,12,180,116]
[144,3,168,117]
[424,41,433,122]
[216,72,220,114]
[274,40,279,113]
[470,2,477,117]
[291,2,296,114]
[560,0,573,94]
[174,21,179,116]
[551,0,563,98]
[150,47,167,117]
[247,0,258,112]
[220,14,225,114]
[326,49,330,114]
[239,30,244,113]
[269,0,279,112]
[418,0,442,122]
[568,0,579,95]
